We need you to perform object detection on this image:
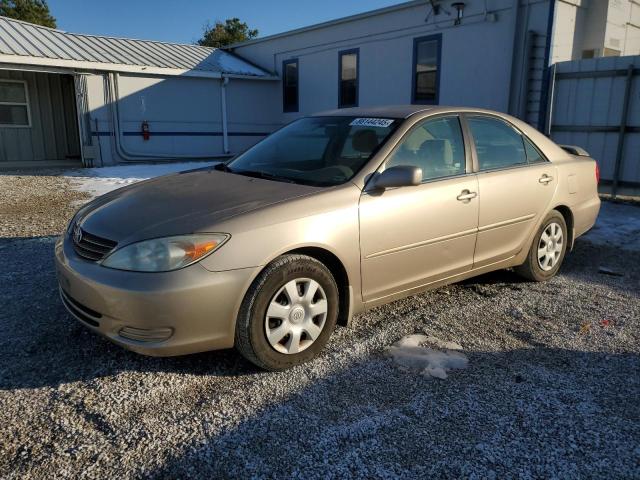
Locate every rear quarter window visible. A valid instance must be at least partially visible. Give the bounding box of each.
[523,136,547,163]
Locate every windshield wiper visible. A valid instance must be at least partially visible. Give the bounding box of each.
[214,162,234,173]
[234,170,297,184]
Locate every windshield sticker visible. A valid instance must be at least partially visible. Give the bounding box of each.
[349,118,395,128]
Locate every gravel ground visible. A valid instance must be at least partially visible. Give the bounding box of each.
[0,170,89,238]
[0,172,639,479]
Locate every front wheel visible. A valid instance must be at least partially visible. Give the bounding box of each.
[235,254,339,371]
[515,210,568,282]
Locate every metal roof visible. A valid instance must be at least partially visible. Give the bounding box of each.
[0,16,273,79]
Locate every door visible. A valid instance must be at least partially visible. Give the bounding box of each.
[359,115,479,303]
[465,115,557,267]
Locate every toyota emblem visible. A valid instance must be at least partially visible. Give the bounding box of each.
[73,224,83,244]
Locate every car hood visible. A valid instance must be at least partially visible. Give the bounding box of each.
[76,168,322,244]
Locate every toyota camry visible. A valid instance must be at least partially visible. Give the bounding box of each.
[56,106,600,370]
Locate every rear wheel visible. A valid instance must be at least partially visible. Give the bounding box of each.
[235,254,339,370]
[515,210,568,282]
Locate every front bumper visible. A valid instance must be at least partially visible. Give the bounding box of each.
[55,235,258,356]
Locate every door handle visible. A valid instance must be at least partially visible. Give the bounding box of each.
[457,190,477,202]
[539,174,554,184]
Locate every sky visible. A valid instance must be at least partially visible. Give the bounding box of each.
[46,0,404,45]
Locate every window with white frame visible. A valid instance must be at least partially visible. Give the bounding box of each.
[0,80,30,127]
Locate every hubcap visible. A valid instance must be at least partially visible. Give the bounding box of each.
[264,278,328,355]
[537,222,564,271]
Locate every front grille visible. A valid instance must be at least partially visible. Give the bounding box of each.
[60,288,102,327]
[72,226,117,262]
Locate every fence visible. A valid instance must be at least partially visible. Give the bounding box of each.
[544,55,639,197]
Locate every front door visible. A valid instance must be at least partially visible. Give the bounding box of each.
[464,115,558,267]
[359,115,479,303]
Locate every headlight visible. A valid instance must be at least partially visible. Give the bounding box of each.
[101,234,229,272]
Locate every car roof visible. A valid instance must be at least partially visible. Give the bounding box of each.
[313,105,439,119]
[312,105,518,119]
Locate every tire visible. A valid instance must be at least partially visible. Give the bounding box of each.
[235,254,339,371]
[515,210,568,282]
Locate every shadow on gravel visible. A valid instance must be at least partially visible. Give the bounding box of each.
[1,235,637,390]
[148,347,640,479]
[0,236,259,390]
[559,239,640,294]
[460,239,640,299]
[2,234,640,477]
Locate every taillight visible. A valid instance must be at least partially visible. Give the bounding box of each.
[595,163,600,184]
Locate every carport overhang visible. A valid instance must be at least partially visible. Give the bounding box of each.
[0,54,280,80]
[0,56,280,169]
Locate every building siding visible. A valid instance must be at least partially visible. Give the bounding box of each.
[550,55,640,186]
[233,0,553,127]
[82,73,281,166]
[0,70,79,164]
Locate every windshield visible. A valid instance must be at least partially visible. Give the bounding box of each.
[226,116,400,187]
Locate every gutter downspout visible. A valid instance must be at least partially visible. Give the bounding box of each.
[107,72,231,162]
[221,76,230,154]
[73,74,89,167]
[537,0,556,133]
[507,0,521,116]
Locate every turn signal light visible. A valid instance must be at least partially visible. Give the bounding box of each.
[183,240,219,261]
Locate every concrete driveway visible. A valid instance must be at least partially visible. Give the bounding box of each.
[1,169,638,479]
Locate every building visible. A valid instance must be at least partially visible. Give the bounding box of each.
[552,0,640,63]
[233,0,638,129]
[0,0,637,169]
[0,16,278,168]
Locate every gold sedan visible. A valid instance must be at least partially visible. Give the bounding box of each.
[56,106,600,370]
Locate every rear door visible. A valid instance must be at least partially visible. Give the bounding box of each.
[464,114,557,267]
[359,114,478,303]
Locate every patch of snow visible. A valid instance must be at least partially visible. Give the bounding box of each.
[63,161,217,199]
[388,334,468,379]
[581,201,640,252]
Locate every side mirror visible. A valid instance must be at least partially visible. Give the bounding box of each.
[371,165,422,190]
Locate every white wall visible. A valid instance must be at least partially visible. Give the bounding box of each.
[551,0,584,63]
[551,0,640,62]
[607,0,640,56]
[83,73,279,165]
[581,0,609,57]
[234,0,553,125]
[626,1,640,55]
[117,75,224,158]
[225,78,282,153]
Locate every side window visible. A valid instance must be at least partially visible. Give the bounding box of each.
[467,116,527,171]
[523,136,546,163]
[385,116,465,181]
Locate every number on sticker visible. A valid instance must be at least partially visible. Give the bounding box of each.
[349,118,395,128]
